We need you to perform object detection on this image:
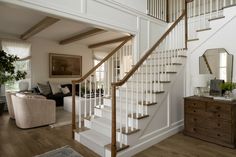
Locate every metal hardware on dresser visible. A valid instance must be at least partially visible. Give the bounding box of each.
[184,96,236,148]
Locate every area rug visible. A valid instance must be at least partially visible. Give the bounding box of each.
[50,107,78,128]
[35,146,83,157]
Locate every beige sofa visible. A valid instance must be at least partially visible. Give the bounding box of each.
[11,94,56,129]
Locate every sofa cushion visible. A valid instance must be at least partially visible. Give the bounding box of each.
[61,86,70,94]
[37,82,52,96]
[49,82,61,95]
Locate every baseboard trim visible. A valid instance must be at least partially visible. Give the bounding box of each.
[117,124,184,157]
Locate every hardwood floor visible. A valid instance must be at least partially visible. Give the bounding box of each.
[0,113,99,157]
[134,132,236,157]
[1,112,236,157]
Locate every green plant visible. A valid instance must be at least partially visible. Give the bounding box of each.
[0,50,27,85]
[220,82,236,91]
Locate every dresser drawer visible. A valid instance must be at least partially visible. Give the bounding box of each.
[185,107,206,116]
[206,130,232,144]
[207,102,231,113]
[208,112,231,121]
[205,119,232,134]
[185,100,206,109]
[185,123,206,136]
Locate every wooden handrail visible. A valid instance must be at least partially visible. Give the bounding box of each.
[72,35,133,84]
[111,11,186,87]
[111,11,186,157]
[71,35,132,139]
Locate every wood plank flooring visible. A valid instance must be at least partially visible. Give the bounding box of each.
[1,112,236,157]
[0,113,99,157]
[134,132,236,157]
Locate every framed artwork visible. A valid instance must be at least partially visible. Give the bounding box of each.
[49,53,82,78]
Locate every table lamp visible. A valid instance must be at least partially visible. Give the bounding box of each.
[192,74,212,96]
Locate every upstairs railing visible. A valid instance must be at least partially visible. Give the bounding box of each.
[71,36,133,138]
[110,10,187,157]
[147,0,185,22]
[187,0,236,39]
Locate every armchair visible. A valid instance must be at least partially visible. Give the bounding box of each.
[11,95,56,129]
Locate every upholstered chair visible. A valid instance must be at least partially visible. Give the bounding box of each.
[5,92,16,119]
[11,95,56,129]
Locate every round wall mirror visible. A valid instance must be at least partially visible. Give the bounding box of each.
[199,48,233,82]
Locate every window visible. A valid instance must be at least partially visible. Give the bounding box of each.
[94,59,104,88]
[1,40,31,91]
[219,52,227,81]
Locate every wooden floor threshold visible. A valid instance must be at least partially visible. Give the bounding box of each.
[117,127,140,135]
[196,28,211,32]
[208,16,225,21]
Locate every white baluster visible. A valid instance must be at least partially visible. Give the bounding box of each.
[119,87,122,147]
[84,81,87,118]
[89,75,92,116]
[125,85,128,133]
[79,83,82,128]
[131,75,134,131]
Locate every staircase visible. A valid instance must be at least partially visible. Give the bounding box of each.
[71,1,236,157]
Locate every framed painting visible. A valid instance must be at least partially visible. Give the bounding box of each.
[49,53,82,78]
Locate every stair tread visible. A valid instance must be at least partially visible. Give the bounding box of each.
[196,28,211,32]
[80,129,110,146]
[208,16,225,21]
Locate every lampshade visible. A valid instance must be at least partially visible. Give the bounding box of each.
[19,80,29,91]
[192,74,213,88]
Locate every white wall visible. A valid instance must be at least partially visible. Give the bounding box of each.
[112,0,147,13]
[186,6,236,96]
[30,37,93,86]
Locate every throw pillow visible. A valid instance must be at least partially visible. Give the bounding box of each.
[61,87,70,94]
[37,83,52,96]
[16,93,26,98]
[49,82,62,95]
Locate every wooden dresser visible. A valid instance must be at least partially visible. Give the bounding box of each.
[184,96,236,148]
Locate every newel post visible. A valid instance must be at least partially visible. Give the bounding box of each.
[185,0,189,49]
[72,81,76,139]
[111,85,117,157]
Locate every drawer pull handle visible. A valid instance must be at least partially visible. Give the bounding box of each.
[217,123,221,127]
[216,106,221,110]
[193,103,196,106]
[217,114,221,117]
[217,134,221,137]
[193,128,196,131]
[193,110,196,113]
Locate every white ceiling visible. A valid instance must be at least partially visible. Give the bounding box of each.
[0,3,128,49]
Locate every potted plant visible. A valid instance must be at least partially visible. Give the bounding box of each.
[220,82,236,98]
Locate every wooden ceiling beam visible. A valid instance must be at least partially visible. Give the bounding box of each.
[20,16,59,40]
[59,28,105,45]
[88,36,131,49]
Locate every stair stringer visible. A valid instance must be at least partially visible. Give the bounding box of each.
[112,62,186,157]
[188,6,236,53]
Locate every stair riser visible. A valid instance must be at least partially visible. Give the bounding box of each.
[146,57,185,65]
[135,73,171,81]
[76,133,106,157]
[140,65,177,72]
